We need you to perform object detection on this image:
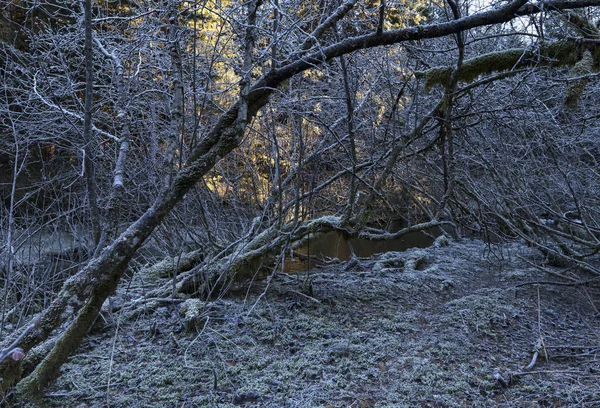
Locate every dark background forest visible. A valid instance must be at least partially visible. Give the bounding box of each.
[1,0,600,405]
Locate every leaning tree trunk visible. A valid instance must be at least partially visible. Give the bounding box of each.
[10,97,255,399]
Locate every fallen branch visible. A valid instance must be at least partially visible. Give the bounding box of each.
[512,369,583,376]
[286,289,322,304]
[523,345,540,371]
[516,279,600,288]
[493,371,510,388]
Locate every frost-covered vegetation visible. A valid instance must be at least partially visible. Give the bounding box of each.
[2,0,600,403]
[41,240,600,407]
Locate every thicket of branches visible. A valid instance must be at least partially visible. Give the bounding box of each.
[1,0,599,401]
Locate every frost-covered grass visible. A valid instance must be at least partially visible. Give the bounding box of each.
[43,239,600,407]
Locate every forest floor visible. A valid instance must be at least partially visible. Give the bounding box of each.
[41,238,600,408]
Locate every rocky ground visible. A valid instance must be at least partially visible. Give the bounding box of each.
[37,238,600,407]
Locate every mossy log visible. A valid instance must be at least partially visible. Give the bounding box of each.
[173,217,340,295]
[416,40,594,91]
[141,248,206,281]
[169,216,447,296]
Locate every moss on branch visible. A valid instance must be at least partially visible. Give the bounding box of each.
[142,249,206,281]
[564,50,595,108]
[417,40,589,91]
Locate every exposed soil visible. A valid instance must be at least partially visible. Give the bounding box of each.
[33,238,600,407]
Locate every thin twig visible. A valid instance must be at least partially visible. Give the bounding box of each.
[0,316,40,362]
[287,289,322,304]
[517,255,579,282]
[512,369,583,376]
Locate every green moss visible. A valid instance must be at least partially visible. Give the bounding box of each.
[564,50,595,108]
[419,40,580,91]
[562,11,600,38]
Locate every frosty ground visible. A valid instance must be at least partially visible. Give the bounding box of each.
[43,238,600,407]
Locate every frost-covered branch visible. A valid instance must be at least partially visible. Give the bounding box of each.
[32,73,119,142]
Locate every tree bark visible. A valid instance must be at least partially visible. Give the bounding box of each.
[416,39,595,90]
[83,0,101,248]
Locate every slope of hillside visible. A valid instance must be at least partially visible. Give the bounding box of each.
[42,239,600,407]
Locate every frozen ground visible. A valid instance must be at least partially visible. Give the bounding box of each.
[40,238,600,407]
